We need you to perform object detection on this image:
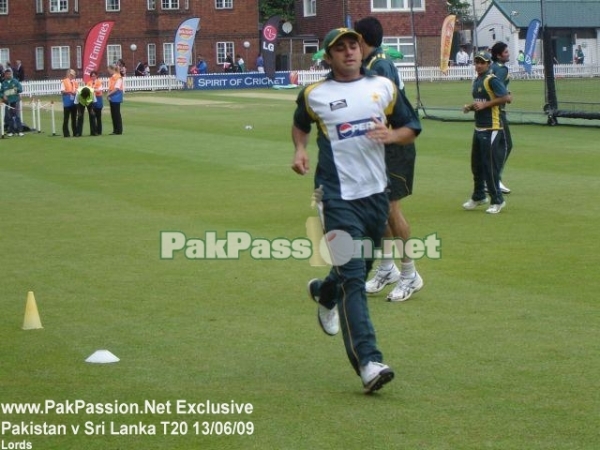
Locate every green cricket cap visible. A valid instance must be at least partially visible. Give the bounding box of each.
[323,28,361,52]
[474,51,492,62]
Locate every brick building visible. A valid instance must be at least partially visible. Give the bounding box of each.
[287,0,449,69]
[0,0,260,80]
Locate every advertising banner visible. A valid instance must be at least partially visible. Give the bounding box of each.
[184,72,295,90]
[440,15,456,74]
[261,15,281,79]
[82,21,115,83]
[175,18,200,83]
[524,19,541,74]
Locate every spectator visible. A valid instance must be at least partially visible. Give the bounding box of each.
[196,58,208,74]
[135,61,145,76]
[143,63,150,76]
[157,61,168,75]
[1,68,24,137]
[15,60,25,81]
[574,45,584,64]
[456,45,470,66]
[517,50,525,66]
[256,53,264,73]
[236,54,245,72]
[223,53,235,72]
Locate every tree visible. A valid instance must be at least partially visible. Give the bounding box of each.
[446,0,472,21]
[259,0,295,23]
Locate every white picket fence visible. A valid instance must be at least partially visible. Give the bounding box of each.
[19,64,600,99]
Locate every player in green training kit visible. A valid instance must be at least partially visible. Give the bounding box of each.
[491,41,513,194]
[462,51,511,214]
[354,16,423,302]
[291,28,421,393]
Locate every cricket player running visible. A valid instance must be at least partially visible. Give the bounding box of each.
[291,28,422,393]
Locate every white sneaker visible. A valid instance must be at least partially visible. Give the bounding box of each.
[360,361,394,394]
[7,133,14,137]
[365,264,401,294]
[485,201,506,214]
[307,279,339,336]
[18,132,24,137]
[499,181,511,194]
[387,271,423,302]
[462,198,489,210]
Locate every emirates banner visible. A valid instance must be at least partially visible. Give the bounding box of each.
[261,15,281,79]
[175,18,200,83]
[440,15,456,74]
[82,21,115,83]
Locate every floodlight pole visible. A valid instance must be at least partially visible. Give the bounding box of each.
[471,0,479,51]
[540,0,558,124]
[409,0,423,114]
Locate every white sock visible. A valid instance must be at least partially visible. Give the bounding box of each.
[379,255,394,271]
[401,261,415,278]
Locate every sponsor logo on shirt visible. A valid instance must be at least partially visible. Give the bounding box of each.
[336,118,378,140]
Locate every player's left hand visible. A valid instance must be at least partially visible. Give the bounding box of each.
[366,116,392,144]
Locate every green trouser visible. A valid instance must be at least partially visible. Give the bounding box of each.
[470,129,506,205]
[315,192,389,375]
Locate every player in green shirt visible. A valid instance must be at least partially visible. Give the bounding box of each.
[462,51,511,214]
[491,41,513,194]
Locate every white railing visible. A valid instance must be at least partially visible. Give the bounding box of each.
[298,64,600,85]
[21,75,182,99]
[19,64,600,98]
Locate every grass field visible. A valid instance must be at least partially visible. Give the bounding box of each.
[1,84,599,450]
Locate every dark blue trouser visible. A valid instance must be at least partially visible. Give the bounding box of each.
[6,103,22,133]
[470,129,506,205]
[316,193,389,375]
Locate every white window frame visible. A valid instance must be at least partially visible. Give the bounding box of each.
[215,0,233,9]
[303,0,315,17]
[161,0,178,9]
[216,42,234,65]
[163,43,175,66]
[49,0,68,13]
[382,36,415,65]
[106,0,120,12]
[51,46,70,69]
[36,47,45,70]
[106,44,122,66]
[76,45,82,69]
[0,0,8,15]
[0,49,10,67]
[147,44,157,66]
[147,0,156,10]
[372,0,424,12]
[36,0,44,13]
[74,0,78,12]
[184,0,189,9]
[303,39,319,54]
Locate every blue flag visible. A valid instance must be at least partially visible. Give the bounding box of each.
[174,18,200,83]
[524,19,541,74]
